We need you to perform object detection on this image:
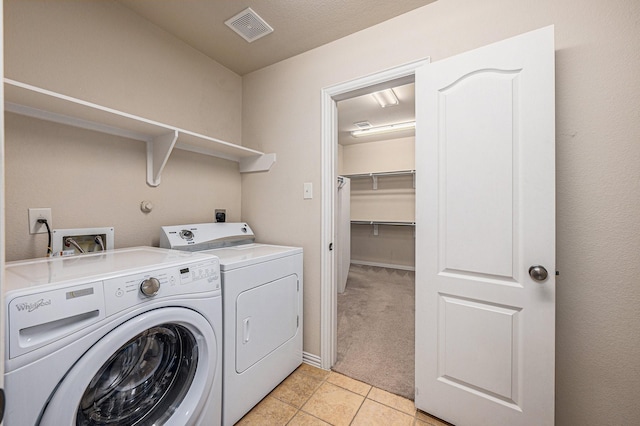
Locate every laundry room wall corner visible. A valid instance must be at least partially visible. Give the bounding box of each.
[4,0,242,143]
[3,0,244,260]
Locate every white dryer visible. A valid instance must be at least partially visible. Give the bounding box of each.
[4,247,222,426]
[160,223,303,426]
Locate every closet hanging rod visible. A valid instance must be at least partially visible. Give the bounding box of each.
[342,170,415,179]
[351,220,416,226]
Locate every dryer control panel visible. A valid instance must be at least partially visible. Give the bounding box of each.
[160,222,255,251]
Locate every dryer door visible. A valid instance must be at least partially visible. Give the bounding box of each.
[40,307,218,426]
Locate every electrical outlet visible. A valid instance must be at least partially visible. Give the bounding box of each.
[215,209,226,223]
[28,208,52,234]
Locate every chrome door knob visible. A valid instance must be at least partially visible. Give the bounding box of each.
[140,277,161,297]
[529,265,549,282]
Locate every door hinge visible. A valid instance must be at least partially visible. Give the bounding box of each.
[329,242,333,251]
[297,315,299,328]
[297,279,300,291]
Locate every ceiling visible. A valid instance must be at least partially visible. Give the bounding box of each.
[117,0,436,76]
[117,1,425,146]
[338,83,415,146]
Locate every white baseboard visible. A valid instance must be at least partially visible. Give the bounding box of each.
[302,351,324,369]
[351,260,415,272]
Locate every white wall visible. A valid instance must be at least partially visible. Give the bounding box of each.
[241,0,640,424]
[344,137,415,223]
[342,137,415,268]
[3,0,244,259]
[341,136,414,175]
[351,224,415,269]
[4,114,241,260]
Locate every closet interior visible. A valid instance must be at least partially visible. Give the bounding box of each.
[333,83,416,400]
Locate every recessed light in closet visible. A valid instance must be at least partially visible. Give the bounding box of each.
[371,89,399,108]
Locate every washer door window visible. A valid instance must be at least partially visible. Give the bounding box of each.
[40,308,218,426]
[78,324,197,425]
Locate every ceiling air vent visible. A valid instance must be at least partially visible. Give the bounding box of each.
[225,7,274,43]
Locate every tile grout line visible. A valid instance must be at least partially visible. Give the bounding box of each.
[347,384,372,426]
[282,368,328,425]
[366,396,417,419]
[284,367,336,425]
[324,369,418,425]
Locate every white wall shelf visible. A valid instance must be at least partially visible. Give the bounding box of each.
[4,78,276,186]
[343,169,415,189]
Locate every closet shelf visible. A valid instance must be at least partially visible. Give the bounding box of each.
[4,78,276,186]
[342,170,415,189]
[351,220,416,237]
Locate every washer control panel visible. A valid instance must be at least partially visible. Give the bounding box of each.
[103,258,220,316]
[179,229,194,241]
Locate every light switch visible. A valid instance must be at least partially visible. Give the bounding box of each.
[303,182,313,199]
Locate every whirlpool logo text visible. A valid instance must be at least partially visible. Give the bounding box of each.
[15,298,52,312]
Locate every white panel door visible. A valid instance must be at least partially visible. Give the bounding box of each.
[415,26,555,426]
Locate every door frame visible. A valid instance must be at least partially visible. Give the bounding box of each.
[1,0,6,418]
[319,58,429,369]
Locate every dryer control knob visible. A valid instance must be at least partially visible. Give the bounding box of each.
[140,277,161,297]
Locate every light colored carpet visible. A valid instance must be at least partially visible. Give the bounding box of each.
[333,264,415,400]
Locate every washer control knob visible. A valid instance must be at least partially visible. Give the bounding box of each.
[140,277,161,297]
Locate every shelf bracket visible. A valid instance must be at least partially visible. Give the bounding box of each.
[373,224,379,236]
[372,175,378,190]
[147,130,179,187]
[239,153,276,173]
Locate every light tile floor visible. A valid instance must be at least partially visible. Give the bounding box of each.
[236,364,452,426]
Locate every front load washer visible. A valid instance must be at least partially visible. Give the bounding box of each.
[4,247,222,426]
[160,223,303,426]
